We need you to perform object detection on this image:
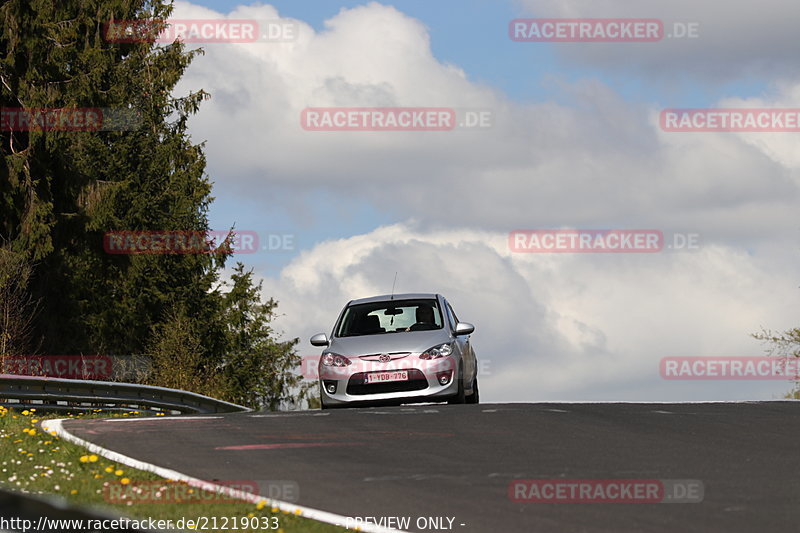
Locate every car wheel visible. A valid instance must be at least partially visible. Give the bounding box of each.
[447,368,466,404]
[466,375,479,404]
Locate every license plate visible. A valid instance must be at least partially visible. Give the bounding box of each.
[364,371,409,384]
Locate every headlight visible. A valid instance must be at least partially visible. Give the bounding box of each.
[321,353,351,367]
[419,342,453,360]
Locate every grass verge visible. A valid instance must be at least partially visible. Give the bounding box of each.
[0,407,349,533]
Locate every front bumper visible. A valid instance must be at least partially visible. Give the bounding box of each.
[319,356,460,407]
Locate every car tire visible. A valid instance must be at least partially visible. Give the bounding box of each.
[466,375,479,404]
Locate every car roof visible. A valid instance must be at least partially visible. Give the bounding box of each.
[348,293,442,305]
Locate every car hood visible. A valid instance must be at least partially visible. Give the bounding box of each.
[327,330,452,357]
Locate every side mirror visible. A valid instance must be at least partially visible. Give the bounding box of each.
[310,333,330,347]
[454,322,474,336]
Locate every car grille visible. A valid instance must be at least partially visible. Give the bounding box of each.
[346,370,428,395]
[358,352,412,361]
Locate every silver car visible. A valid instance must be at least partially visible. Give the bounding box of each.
[310,293,479,409]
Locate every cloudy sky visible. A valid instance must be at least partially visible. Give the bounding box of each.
[174,0,798,402]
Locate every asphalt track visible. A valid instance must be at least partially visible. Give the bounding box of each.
[61,402,800,533]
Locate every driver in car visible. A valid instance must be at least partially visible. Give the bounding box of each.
[406,305,438,331]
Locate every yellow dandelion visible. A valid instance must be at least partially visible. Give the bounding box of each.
[104,466,114,473]
[114,469,123,476]
[120,478,130,485]
[256,500,266,510]
[22,410,30,416]
[79,456,89,463]
[88,454,98,462]
[70,489,78,495]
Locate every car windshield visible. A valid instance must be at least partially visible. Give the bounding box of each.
[335,299,444,337]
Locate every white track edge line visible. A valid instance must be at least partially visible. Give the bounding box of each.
[41,419,406,533]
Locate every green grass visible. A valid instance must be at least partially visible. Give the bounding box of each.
[0,407,350,533]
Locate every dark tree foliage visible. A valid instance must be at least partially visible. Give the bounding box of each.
[0,0,303,409]
[0,245,39,357]
[217,263,312,410]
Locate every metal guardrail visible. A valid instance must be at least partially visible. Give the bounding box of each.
[0,374,250,414]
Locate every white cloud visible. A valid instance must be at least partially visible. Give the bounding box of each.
[171,1,800,251]
[719,84,800,169]
[260,224,797,402]
[514,0,800,82]
[169,2,799,402]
